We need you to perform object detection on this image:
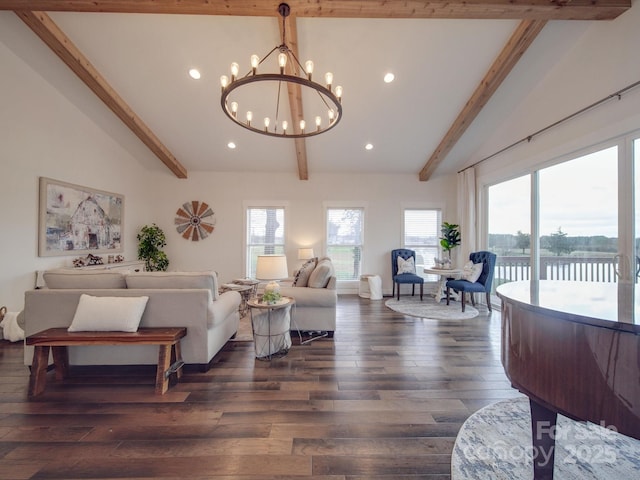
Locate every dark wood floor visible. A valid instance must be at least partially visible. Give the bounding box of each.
[0,295,520,479]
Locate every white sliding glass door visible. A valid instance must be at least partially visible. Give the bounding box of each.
[538,146,618,283]
[487,131,640,288]
[488,175,531,287]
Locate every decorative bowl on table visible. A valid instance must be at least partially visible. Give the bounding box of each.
[433,258,451,270]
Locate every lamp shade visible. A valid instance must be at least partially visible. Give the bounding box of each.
[255,254,289,280]
[298,248,315,260]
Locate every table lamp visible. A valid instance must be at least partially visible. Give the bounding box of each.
[298,248,315,260]
[255,254,289,300]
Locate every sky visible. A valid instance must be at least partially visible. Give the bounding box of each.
[488,145,621,238]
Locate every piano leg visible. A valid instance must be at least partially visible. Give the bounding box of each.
[529,399,557,480]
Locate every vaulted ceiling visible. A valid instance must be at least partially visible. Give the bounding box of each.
[0,1,631,180]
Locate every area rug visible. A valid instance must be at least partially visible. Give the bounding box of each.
[451,396,640,479]
[385,296,479,320]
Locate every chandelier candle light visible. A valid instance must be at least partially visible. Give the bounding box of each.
[220,3,343,138]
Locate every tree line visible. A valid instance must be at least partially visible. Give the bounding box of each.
[489,228,619,256]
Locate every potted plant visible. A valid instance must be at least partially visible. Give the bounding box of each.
[137,224,169,271]
[261,289,282,305]
[440,222,461,263]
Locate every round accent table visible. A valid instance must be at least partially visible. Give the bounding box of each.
[423,267,462,302]
[247,296,295,360]
[220,282,256,317]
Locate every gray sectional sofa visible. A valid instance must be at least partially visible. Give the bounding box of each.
[23,270,241,371]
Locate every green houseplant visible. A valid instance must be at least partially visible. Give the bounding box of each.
[440,222,461,260]
[137,224,169,271]
[261,289,282,305]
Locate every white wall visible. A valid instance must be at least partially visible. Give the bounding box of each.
[0,29,156,311]
[146,170,457,295]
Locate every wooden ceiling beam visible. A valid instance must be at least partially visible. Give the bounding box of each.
[8,1,628,181]
[419,19,547,181]
[15,10,188,179]
[280,11,309,181]
[293,137,309,181]
[0,0,630,21]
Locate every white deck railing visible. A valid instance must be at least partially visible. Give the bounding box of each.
[494,255,621,288]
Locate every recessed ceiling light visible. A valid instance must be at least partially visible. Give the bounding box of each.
[383,72,395,83]
[188,68,201,80]
[365,143,373,150]
[227,142,236,149]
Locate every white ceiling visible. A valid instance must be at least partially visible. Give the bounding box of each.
[1,7,606,179]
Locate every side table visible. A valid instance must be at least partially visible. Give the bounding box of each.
[247,296,295,360]
[232,278,260,315]
[220,283,254,317]
[423,267,462,302]
[231,278,260,295]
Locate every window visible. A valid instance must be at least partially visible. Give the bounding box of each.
[487,141,624,287]
[246,207,285,278]
[539,147,618,282]
[403,209,441,274]
[488,175,531,283]
[326,208,364,280]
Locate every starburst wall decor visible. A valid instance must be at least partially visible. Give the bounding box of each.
[175,201,216,241]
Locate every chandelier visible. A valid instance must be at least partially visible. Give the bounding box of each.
[220,3,343,138]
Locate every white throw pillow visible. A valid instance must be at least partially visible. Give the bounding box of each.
[461,261,483,283]
[68,294,149,332]
[397,256,416,275]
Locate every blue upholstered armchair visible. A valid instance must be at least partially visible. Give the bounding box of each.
[391,249,424,301]
[446,251,497,312]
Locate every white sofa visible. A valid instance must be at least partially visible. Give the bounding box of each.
[279,257,337,336]
[23,270,241,371]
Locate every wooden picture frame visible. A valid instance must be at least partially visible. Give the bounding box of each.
[39,177,124,257]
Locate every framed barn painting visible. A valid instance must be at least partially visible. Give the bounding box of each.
[39,177,124,257]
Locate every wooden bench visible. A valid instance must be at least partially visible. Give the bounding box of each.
[26,327,187,396]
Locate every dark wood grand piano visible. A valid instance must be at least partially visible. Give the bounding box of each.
[497,280,640,480]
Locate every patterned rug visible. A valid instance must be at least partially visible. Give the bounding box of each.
[452,396,640,479]
[384,296,479,320]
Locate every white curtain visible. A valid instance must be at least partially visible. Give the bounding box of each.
[457,168,476,263]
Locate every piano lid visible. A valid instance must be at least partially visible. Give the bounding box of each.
[496,280,640,333]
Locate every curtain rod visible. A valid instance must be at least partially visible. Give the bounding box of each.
[458,79,640,174]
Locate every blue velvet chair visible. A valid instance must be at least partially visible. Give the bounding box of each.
[446,251,497,312]
[391,249,424,301]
